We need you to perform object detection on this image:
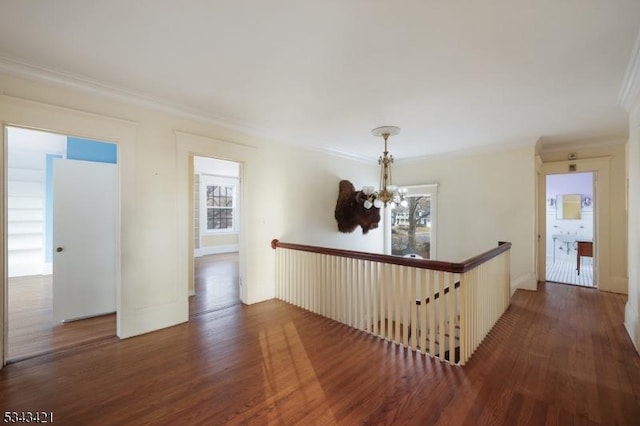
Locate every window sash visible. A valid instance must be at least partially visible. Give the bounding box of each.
[203,182,237,232]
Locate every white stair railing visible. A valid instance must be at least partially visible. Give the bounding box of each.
[272,239,511,365]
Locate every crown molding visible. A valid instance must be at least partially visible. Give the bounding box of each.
[619,29,640,111]
[0,55,382,163]
[537,134,627,154]
[309,146,376,164]
[0,54,279,141]
[0,93,139,128]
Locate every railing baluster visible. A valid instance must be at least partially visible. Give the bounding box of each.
[365,260,372,334]
[296,250,302,307]
[505,250,511,308]
[394,265,401,344]
[419,268,427,354]
[372,261,379,336]
[297,250,301,307]
[401,267,410,348]
[343,257,349,325]
[338,255,343,322]
[383,263,389,340]
[312,252,317,312]
[330,255,336,321]
[448,271,456,365]
[355,259,361,330]
[470,268,475,358]
[428,269,435,357]
[302,251,308,310]
[292,250,297,307]
[351,258,357,328]
[459,272,467,365]
[347,258,352,327]
[347,258,352,326]
[410,267,418,350]
[438,271,446,360]
[283,249,288,299]
[286,249,291,303]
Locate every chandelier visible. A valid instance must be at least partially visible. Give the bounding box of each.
[362,126,407,209]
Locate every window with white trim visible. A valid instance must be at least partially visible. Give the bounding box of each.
[385,184,438,259]
[200,175,238,233]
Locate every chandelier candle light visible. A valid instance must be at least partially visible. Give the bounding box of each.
[362,126,408,209]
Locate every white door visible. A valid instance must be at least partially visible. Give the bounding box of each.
[52,159,117,322]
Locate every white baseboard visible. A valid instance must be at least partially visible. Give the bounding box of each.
[511,272,537,294]
[624,301,640,355]
[607,276,629,294]
[194,244,239,257]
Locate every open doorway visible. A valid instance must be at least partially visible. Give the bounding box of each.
[545,172,595,287]
[5,126,117,361]
[189,156,241,316]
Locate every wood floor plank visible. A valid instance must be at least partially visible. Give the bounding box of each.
[1,282,639,425]
[7,274,117,361]
[7,253,238,361]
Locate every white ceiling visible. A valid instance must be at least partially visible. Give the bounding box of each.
[1,1,639,160]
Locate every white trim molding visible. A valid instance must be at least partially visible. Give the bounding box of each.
[194,244,239,257]
[610,276,630,295]
[619,29,640,111]
[625,301,640,354]
[0,54,273,140]
[512,273,537,294]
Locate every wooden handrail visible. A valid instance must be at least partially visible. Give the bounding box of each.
[271,239,511,274]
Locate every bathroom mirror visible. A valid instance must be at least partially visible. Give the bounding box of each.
[556,194,581,219]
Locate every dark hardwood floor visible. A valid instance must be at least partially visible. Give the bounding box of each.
[1,282,638,425]
[7,275,116,361]
[189,253,240,316]
[7,253,237,361]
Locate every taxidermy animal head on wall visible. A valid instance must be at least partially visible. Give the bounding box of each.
[334,180,381,234]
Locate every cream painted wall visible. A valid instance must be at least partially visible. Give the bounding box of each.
[626,104,640,352]
[0,74,381,345]
[393,145,537,293]
[539,142,628,294]
[273,147,385,252]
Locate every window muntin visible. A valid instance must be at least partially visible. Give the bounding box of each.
[206,185,234,230]
[200,175,238,234]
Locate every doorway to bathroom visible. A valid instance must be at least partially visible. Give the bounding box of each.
[545,172,595,287]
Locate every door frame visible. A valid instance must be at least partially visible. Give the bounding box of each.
[537,156,611,290]
[190,155,242,301]
[0,95,135,367]
[539,170,597,286]
[176,131,253,307]
[3,125,121,361]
